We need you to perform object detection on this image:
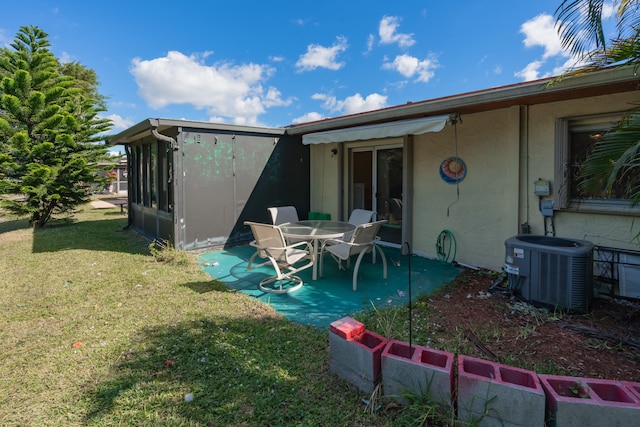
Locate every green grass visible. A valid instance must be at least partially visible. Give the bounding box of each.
[0,204,413,426]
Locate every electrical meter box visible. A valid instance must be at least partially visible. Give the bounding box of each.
[534,180,550,196]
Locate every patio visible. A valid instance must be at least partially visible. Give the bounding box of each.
[199,245,461,328]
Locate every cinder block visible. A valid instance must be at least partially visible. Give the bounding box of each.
[623,380,640,401]
[457,355,545,427]
[539,375,640,427]
[329,316,365,340]
[381,339,454,407]
[329,329,387,394]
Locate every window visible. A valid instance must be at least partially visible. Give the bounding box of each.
[158,141,173,213]
[554,112,639,213]
[129,142,173,213]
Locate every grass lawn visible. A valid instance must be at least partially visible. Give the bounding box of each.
[1,203,429,426]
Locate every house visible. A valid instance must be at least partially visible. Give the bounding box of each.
[108,66,640,297]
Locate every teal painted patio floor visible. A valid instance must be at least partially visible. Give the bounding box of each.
[199,245,461,328]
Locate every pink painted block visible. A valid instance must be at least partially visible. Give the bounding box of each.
[623,380,640,401]
[457,355,545,426]
[539,375,640,427]
[355,330,387,383]
[329,328,387,394]
[329,316,365,340]
[381,339,454,406]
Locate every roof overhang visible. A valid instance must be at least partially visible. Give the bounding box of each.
[302,114,453,145]
[287,66,640,137]
[106,118,285,146]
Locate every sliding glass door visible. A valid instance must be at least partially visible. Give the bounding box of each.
[351,145,403,245]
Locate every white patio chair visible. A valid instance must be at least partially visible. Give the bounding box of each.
[268,205,308,244]
[341,208,375,242]
[319,220,388,291]
[245,221,313,294]
[267,206,299,225]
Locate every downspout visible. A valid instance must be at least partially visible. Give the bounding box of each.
[337,142,344,220]
[150,119,178,150]
[519,106,530,234]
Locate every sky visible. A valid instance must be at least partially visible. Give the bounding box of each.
[0,1,618,142]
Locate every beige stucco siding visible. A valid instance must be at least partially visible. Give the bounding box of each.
[525,92,640,252]
[308,88,640,272]
[412,107,521,269]
[309,143,339,218]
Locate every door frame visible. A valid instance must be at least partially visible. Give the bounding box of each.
[344,136,413,250]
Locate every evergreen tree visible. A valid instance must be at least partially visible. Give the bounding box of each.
[0,25,112,227]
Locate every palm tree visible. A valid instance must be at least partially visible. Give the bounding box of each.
[555,0,640,205]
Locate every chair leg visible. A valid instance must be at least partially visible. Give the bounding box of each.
[352,246,387,291]
[247,250,259,270]
[352,250,369,291]
[375,245,388,279]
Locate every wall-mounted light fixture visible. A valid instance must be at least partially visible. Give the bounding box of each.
[330,148,338,155]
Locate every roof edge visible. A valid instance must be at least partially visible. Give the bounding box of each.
[286,66,639,135]
[106,118,286,145]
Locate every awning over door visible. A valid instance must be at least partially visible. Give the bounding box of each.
[301,114,451,145]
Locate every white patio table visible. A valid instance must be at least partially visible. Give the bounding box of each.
[279,220,355,280]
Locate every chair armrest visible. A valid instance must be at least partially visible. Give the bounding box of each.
[320,238,345,251]
[288,240,313,252]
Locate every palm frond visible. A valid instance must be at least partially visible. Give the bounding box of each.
[579,110,640,198]
[556,0,608,58]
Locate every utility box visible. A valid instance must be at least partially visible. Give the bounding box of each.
[504,235,594,313]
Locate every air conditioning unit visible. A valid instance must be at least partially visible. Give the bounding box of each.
[504,235,594,313]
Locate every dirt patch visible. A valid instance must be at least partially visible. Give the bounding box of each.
[426,268,640,382]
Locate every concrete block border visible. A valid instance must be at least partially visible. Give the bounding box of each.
[539,374,640,427]
[328,319,387,394]
[457,354,545,427]
[327,317,639,425]
[381,339,454,407]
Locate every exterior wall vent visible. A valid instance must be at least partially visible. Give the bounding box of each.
[504,235,594,313]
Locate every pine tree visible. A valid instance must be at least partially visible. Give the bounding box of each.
[0,25,112,227]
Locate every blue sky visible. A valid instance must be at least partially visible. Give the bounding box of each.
[1,1,616,137]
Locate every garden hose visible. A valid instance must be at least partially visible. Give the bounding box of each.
[436,230,457,264]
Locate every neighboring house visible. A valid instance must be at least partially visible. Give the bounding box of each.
[107,119,309,250]
[108,67,640,298]
[96,156,127,195]
[111,157,128,195]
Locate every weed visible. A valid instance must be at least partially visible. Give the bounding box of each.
[568,381,590,399]
[148,238,192,265]
[516,321,537,340]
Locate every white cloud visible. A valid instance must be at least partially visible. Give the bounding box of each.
[295,36,349,71]
[0,29,11,47]
[365,34,375,54]
[313,92,388,115]
[291,111,325,124]
[520,14,565,59]
[514,60,544,81]
[382,53,439,83]
[516,13,577,81]
[104,113,135,131]
[379,16,415,48]
[130,50,292,126]
[601,1,617,19]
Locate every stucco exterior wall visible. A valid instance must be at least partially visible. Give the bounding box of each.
[525,91,640,252]
[308,89,640,272]
[412,106,522,269]
[310,143,340,219]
